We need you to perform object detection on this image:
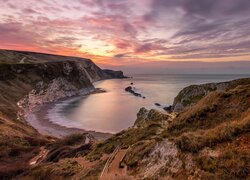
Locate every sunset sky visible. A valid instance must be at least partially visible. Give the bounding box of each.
[1,0,250,71]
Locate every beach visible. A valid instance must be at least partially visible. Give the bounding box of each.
[25,90,112,140]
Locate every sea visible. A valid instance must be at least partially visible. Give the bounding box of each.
[47,74,250,133]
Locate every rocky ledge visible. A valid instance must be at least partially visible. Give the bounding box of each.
[172,78,250,112]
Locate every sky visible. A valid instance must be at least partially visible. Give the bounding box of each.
[0,0,250,73]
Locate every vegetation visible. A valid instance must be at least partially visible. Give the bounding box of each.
[124,140,157,168]
[175,110,250,152]
[47,133,87,150]
[195,133,250,179]
[87,122,161,161]
[0,65,249,179]
[166,85,250,137]
[24,160,82,179]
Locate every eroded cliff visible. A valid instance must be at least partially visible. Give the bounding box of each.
[0,50,126,178]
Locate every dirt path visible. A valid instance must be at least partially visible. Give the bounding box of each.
[100,148,131,179]
[108,149,127,174]
[29,147,49,166]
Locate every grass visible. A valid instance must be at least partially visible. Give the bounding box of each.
[166,85,250,137]
[195,142,250,179]
[47,133,87,150]
[43,133,92,163]
[124,140,156,168]
[175,109,250,152]
[25,159,82,179]
[87,122,161,161]
[81,160,106,180]
[158,84,250,178]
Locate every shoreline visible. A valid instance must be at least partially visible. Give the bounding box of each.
[25,88,112,140]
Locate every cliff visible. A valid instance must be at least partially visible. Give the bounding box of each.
[0,50,249,179]
[72,79,248,180]
[103,69,128,79]
[19,78,249,179]
[0,50,126,178]
[172,78,250,112]
[0,50,127,114]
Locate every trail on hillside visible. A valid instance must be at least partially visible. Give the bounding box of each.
[100,147,131,179]
[29,147,49,166]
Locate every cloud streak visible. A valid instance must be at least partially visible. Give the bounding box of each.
[0,0,250,65]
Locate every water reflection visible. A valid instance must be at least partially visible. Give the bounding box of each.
[67,74,250,133]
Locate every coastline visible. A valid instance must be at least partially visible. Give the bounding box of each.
[25,88,112,140]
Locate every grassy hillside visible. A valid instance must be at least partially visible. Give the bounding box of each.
[20,82,250,179]
[0,49,91,64]
[173,78,250,112]
[0,50,120,178]
[0,50,249,179]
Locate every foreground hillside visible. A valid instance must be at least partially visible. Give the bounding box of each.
[19,79,250,179]
[0,50,126,178]
[0,50,249,179]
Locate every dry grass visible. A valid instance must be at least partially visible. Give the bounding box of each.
[159,84,250,178]
[175,109,250,152]
[124,140,156,168]
[167,85,250,137]
[195,133,250,179]
[87,122,161,161]
[47,133,87,150]
[21,159,82,180]
[43,133,92,163]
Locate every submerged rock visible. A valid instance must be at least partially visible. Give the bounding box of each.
[125,86,144,98]
[125,86,132,92]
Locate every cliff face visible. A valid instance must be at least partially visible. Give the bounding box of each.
[172,78,250,112]
[103,69,128,79]
[0,50,127,114]
[0,50,126,178]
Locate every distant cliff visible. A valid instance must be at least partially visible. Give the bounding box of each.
[103,69,128,79]
[0,50,126,115]
[172,78,250,112]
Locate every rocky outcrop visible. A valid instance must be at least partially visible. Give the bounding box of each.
[0,49,126,81]
[125,86,145,98]
[134,107,172,127]
[141,140,194,179]
[172,78,250,112]
[103,69,128,79]
[0,50,128,178]
[0,50,127,114]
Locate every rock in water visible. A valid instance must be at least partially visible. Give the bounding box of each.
[125,86,132,92]
[125,86,144,98]
[163,105,172,113]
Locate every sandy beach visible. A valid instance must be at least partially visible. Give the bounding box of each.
[25,90,112,140]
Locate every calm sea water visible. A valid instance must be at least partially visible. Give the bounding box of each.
[58,74,250,133]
